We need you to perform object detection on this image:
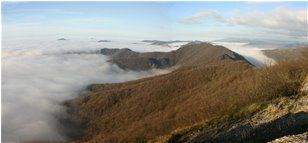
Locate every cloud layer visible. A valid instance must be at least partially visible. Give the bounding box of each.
[213,41,276,67]
[2,39,171,142]
[180,7,307,40]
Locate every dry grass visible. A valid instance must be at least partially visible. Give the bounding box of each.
[256,57,308,99]
[69,50,308,143]
[155,102,266,143]
[262,47,308,62]
[159,55,308,143]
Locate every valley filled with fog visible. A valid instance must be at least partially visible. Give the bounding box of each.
[213,42,277,67]
[2,38,175,142]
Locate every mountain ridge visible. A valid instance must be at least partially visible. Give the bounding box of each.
[263,47,308,62]
[100,42,252,70]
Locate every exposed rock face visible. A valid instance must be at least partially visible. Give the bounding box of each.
[269,132,308,143]
[301,78,308,95]
[190,112,308,143]
[100,42,252,70]
[302,83,308,94]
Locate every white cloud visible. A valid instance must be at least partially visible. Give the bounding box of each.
[179,7,308,40]
[213,42,276,67]
[229,7,307,36]
[179,9,225,24]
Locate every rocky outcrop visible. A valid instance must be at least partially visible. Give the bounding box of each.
[301,77,308,95]
[269,132,308,143]
[190,111,308,143]
[267,78,308,143]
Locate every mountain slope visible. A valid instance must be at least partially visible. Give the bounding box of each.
[68,61,254,143]
[67,44,308,143]
[100,42,251,70]
[263,47,308,63]
[160,83,308,143]
[155,57,308,143]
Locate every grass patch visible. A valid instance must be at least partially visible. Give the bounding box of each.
[163,102,266,143]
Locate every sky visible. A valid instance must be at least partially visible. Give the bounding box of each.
[2,1,308,41]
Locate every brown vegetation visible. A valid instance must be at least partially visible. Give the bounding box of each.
[68,47,308,143]
[262,47,308,63]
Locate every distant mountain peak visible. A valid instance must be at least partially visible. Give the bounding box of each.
[97,40,111,42]
[57,38,68,40]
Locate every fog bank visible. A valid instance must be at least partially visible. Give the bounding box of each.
[2,38,171,142]
[213,42,276,67]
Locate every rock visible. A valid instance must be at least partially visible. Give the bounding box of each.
[191,111,308,143]
[269,132,308,143]
[301,77,308,95]
[178,95,308,143]
[302,83,308,94]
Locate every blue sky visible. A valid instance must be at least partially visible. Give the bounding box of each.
[2,1,307,41]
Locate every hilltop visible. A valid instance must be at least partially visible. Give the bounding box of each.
[142,40,194,46]
[100,42,251,70]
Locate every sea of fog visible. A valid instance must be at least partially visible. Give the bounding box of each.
[213,42,276,67]
[2,38,184,142]
[2,38,274,142]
